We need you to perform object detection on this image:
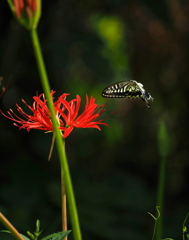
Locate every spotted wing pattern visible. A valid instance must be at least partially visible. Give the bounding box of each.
[101,80,154,108]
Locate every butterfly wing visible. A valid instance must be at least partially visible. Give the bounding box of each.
[124,80,143,99]
[102,80,142,98]
[102,80,154,108]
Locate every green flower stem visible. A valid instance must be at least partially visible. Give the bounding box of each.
[30,28,82,240]
[156,156,166,240]
[156,121,169,240]
[0,212,24,240]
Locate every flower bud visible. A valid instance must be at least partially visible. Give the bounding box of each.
[7,0,41,29]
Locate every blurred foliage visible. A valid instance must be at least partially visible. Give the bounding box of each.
[1,0,189,240]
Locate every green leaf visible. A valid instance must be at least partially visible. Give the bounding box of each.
[20,234,31,240]
[52,231,71,240]
[0,230,11,233]
[41,230,71,240]
[27,231,35,239]
[0,230,30,240]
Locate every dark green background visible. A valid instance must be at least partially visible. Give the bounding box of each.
[0,1,189,239]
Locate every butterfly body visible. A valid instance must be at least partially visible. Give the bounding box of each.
[102,80,154,108]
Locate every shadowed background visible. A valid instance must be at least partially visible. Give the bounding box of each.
[0,0,189,239]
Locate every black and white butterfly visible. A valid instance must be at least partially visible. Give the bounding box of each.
[102,80,154,108]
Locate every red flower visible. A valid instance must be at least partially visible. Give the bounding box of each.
[1,92,109,138]
[58,94,109,138]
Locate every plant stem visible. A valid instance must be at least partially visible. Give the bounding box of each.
[156,156,166,240]
[30,28,82,240]
[61,139,82,240]
[48,133,67,237]
[0,213,24,240]
[156,121,169,240]
[61,148,67,237]
[48,133,56,161]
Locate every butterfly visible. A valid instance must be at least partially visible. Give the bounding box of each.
[101,80,154,108]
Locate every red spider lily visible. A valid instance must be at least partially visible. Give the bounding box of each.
[58,94,109,138]
[1,91,109,138]
[13,0,37,18]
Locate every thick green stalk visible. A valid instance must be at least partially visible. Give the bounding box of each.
[156,120,169,240]
[30,28,82,240]
[156,156,166,240]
